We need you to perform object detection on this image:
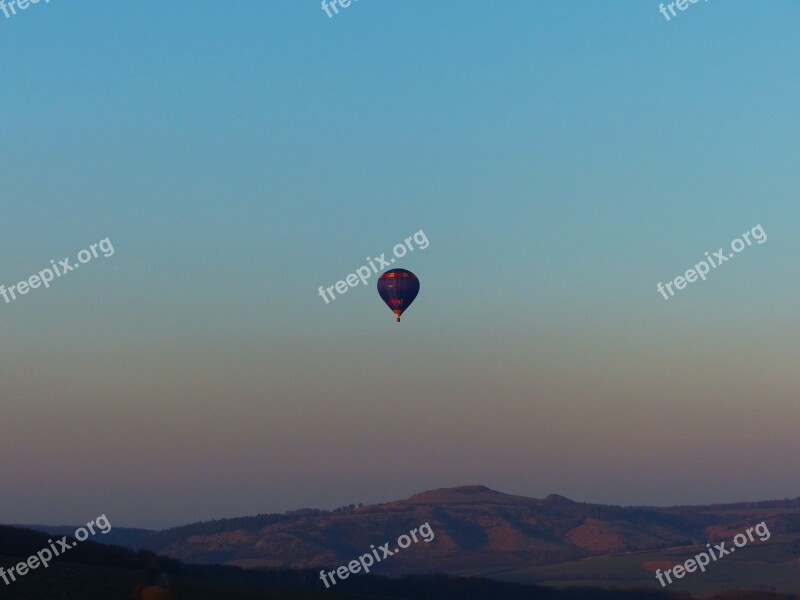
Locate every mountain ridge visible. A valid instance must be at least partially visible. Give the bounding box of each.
[17,485,800,594]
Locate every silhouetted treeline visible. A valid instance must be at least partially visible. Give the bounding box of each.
[0,525,143,570]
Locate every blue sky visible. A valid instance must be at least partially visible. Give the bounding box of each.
[1,1,799,528]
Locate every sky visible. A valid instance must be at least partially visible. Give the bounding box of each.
[1,1,799,529]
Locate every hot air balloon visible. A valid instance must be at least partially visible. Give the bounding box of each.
[377,268,420,322]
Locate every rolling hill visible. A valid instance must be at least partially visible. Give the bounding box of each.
[21,485,800,595]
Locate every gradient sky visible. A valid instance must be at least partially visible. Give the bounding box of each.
[1,1,799,529]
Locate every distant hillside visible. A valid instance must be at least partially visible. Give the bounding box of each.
[138,486,800,568]
[0,523,726,600]
[16,523,156,549]
[20,486,800,595]
[4,522,798,599]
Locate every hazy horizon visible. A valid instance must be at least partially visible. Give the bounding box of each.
[12,484,800,531]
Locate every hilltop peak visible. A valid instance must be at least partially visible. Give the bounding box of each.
[450,485,497,494]
[540,493,576,505]
[403,485,529,505]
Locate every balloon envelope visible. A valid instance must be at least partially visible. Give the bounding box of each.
[377,269,420,322]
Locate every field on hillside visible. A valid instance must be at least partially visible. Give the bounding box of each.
[494,535,800,596]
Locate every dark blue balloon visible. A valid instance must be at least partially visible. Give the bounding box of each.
[377,268,420,322]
